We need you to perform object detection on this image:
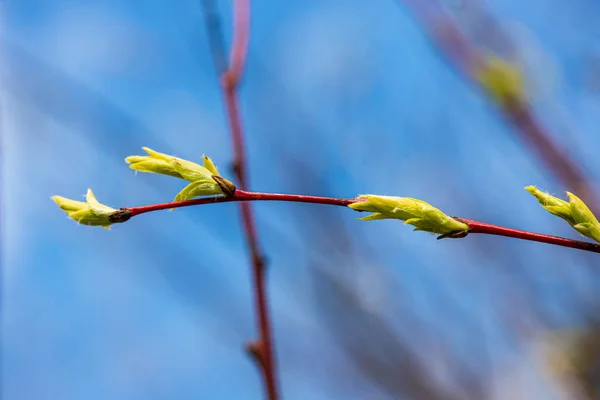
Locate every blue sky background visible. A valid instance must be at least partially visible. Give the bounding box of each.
[2,1,600,399]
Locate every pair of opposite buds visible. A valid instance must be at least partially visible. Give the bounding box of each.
[52,147,600,245]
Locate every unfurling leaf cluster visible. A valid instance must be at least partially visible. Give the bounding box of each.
[349,195,468,235]
[52,189,116,229]
[526,186,600,243]
[125,147,228,201]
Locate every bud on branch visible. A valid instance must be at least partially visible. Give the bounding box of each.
[348,195,469,235]
[526,186,600,243]
[52,189,117,229]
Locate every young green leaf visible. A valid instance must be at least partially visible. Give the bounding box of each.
[203,155,220,176]
[174,180,223,202]
[126,147,213,182]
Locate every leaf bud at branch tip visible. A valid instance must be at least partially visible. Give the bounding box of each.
[52,189,117,229]
[526,186,600,243]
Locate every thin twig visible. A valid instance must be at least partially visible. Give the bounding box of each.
[201,1,280,398]
[455,218,600,254]
[111,190,600,254]
[126,190,355,216]
[200,0,228,75]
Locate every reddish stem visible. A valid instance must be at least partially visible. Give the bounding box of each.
[127,190,356,216]
[200,0,277,395]
[227,0,250,88]
[216,1,280,398]
[119,191,600,254]
[457,218,600,254]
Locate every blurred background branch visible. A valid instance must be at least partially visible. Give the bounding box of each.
[396,0,600,209]
[201,0,280,398]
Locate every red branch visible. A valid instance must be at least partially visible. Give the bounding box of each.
[117,191,600,254]
[127,190,356,216]
[456,218,600,254]
[203,0,280,398]
[227,0,250,88]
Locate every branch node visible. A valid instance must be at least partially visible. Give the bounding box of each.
[221,71,238,92]
[212,175,237,197]
[108,208,132,224]
[245,340,267,369]
[253,253,268,272]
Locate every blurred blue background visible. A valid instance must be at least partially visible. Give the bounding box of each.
[3,0,600,399]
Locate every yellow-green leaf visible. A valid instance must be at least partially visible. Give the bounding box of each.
[174,180,223,202]
[203,155,220,176]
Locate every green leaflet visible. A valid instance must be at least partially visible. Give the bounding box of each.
[126,147,212,182]
[175,180,223,202]
[127,159,183,179]
[202,155,220,176]
[171,159,214,182]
